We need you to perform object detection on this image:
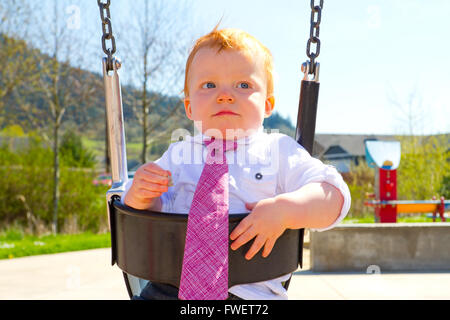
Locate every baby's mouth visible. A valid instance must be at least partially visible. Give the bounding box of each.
[213,111,239,116]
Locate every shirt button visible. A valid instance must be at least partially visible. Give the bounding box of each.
[255,173,263,180]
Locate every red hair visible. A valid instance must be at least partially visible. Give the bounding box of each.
[184,27,274,97]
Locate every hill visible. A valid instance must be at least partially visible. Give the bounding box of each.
[0,34,296,166]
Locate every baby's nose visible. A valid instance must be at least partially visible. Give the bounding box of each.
[217,92,234,103]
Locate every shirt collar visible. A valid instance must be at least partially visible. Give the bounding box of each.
[185,126,265,146]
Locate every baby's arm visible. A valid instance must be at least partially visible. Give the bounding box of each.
[276,181,344,230]
[230,182,344,260]
[123,162,171,211]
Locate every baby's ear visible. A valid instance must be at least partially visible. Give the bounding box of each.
[264,96,275,118]
[184,98,192,119]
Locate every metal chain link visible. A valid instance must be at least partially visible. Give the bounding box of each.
[305,0,323,75]
[97,0,116,71]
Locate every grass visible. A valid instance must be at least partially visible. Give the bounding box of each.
[342,213,445,224]
[0,229,111,260]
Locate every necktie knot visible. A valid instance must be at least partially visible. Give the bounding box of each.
[204,137,237,163]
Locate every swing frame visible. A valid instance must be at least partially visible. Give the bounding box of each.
[99,0,323,298]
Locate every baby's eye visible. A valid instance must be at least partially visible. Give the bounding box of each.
[237,82,250,89]
[202,82,216,89]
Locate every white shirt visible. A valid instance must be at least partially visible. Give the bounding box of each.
[123,128,351,300]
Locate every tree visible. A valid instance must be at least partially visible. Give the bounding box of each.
[118,0,192,164]
[387,87,449,201]
[387,86,429,136]
[345,160,375,218]
[263,112,295,137]
[59,129,96,168]
[0,1,40,125]
[11,0,97,234]
[396,134,449,201]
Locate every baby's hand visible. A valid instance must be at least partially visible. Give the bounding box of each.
[123,162,172,210]
[230,198,287,260]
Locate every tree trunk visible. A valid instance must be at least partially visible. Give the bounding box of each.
[141,0,149,165]
[52,121,60,234]
[141,55,148,165]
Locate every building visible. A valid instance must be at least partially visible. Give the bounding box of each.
[313,134,401,173]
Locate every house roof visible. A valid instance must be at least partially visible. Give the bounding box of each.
[313,133,450,158]
[313,134,401,158]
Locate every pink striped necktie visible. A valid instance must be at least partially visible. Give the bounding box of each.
[178,137,237,300]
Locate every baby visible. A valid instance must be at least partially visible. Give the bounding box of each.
[123,27,351,300]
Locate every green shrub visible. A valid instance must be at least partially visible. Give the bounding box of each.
[0,133,108,235]
[2,225,25,241]
[440,175,450,199]
[0,135,53,227]
[344,161,375,218]
[397,135,449,200]
[60,129,96,168]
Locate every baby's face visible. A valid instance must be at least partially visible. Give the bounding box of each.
[184,47,274,140]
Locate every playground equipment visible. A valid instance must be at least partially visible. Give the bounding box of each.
[97,0,325,298]
[364,140,448,222]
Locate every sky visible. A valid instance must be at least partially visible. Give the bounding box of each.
[185,0,450,135]
[62,0,450,135]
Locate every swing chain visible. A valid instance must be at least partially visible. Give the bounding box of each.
[306,0,323,75]
[97,0,117,71]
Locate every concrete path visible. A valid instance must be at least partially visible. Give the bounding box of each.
[0,248,128,300]
[1,248,449,300]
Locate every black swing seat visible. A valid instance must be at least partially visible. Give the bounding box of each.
[109,198,304,288]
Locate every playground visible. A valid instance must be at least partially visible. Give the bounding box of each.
[363,140,448,223]
[1,0,449,303]
[308,140,450,273]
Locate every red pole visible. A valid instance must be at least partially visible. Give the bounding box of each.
[378,168,397,223]
[440,196,446,222]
